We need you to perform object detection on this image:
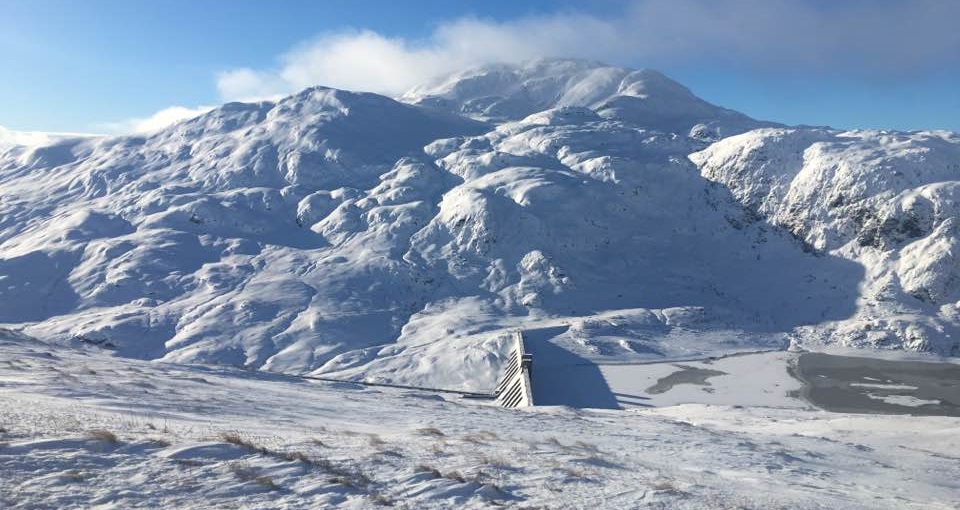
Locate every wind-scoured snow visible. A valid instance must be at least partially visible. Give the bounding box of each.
[0,59,957,395]
[1,331,958,509]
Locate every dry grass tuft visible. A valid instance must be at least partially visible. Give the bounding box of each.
[540,436,563,448]
[221,432,320,467]
[220,431,248,446]
[174,458,204,468]
[651,480,679,492]
[328,468,372,489]
[415,427,445,437]
[228,462,281,491]
[479,482,507,498]
[461,430,498,444]
[574,440,601,453]
[370,493,395,506]
[442,470,466,483]
[283,451,311,463]
[375,449,404,459]
[414,464,442,479]
[480,455,514,470]
[85,429,119,443]
[429,441,446,455]
[58,469,87,482]
[218,431,373,488]
[220,432,269,455]
[554,466,593,481]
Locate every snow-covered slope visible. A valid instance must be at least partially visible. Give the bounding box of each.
[692,129,960,354]
[2,331,958,509]
[0,59,957,392]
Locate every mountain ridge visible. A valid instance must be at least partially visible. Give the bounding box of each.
[0,59,957,391]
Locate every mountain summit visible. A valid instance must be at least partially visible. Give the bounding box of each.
[403,58,777,138]
[0,59,957,389]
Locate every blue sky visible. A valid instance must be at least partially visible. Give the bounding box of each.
[2,0,958,133]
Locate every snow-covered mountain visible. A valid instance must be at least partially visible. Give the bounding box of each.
[693,128,960,354]
[403,59,778,139]
[1,59,957,390]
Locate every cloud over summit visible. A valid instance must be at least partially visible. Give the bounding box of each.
[97,105,215,135]
[215,0,960,101]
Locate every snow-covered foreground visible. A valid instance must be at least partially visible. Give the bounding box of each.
[2,332,959,509]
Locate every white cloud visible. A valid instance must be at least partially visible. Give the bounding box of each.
[98,105,215,135]
[216,0,960,101]
[0,125,102,147]
[215,69,286,103]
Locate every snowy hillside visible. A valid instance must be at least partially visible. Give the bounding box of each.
[692,129,960,355]
[0,59,957,392]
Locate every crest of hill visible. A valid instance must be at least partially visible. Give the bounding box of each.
[402,58,779,138]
